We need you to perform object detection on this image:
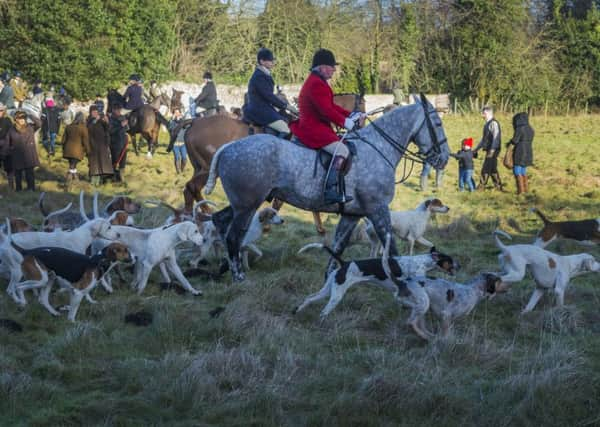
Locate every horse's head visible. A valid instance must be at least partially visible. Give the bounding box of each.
[412,94,449,170]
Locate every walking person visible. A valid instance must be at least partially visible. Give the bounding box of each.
[109,105,129,182]
[7,111,41,191]
[62,112,90,187]
[450,137,476,192]
[507,112,534,194]
[41,98,61,156]
[168,108,188,174]
[474,105,503,191]
[87,105,113,186]
[0,102,15,191]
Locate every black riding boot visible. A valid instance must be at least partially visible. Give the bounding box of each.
[323,156,353,205]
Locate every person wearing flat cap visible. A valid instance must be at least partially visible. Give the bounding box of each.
[290,48,365,204]
[242,47,297,138]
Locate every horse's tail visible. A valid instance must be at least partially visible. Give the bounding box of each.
[204,142,234,195]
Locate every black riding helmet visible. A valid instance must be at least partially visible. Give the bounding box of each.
[257,47,275,63]
[311,49,337,68]
[203,71,212,80]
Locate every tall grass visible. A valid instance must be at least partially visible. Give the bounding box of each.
[0,114,599,426]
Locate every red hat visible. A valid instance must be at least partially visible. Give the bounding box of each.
[462,138,473,148]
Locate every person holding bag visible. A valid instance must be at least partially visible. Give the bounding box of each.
[507,112,534,195]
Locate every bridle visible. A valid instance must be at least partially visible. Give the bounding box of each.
[347,94,447,184]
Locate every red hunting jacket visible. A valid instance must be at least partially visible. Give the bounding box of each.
[290,71,351,149]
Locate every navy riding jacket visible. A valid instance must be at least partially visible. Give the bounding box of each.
[242,67,287,125]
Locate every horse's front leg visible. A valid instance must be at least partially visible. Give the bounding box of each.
[131,133,139,156]
[326,215,360,275]
[367,205,398,257]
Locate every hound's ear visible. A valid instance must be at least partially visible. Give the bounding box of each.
[424,199,432,209]
[430,246,437,254]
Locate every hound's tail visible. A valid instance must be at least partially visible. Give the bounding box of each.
[492,229,512,250]
[298,242,344,266]
[204,142,234,195]
[38,192,49,217]
[530,207,551,225]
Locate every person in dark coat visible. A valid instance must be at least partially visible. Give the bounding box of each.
[0,102,14,190]
[242,48,297,136]
[109,105,129,182]
[62,112,90,184]
[474,105,503,191]
[32,80,43,96]
[0,79,15,110]
[123,74,144,128]
[41,98,61,156]
[193,71,218,117]
[507,112,534,194]
[7,111,41,191]
[87,105,113,186]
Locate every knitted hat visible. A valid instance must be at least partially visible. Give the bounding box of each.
[462,138,473,148]
[311,49,337,68]
[45,99,55,108]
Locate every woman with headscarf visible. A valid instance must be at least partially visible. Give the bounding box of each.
[62,111,90,184]
[7,111,41,191]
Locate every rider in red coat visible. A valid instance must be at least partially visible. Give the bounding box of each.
[290,49,362,205]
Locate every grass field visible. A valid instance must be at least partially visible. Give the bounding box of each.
[1,113,599,427]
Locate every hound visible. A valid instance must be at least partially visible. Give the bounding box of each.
[13,242,132,320]
[397,273,501,338]
[241,207,284,270]
[5,218,120,302]
[110,222,205,295]
[493,229,600,312]
[531,208,600,248]
[0,217,36,234]
[352,198,450,256]
[40,192,139,231]
[295,236,457,339]
[104,195,142,216]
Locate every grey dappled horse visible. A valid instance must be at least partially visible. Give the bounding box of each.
[205,95,449,281]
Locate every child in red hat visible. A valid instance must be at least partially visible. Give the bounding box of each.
[450,138,476,191]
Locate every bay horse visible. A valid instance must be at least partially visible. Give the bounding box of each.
[107,88,170,156]
[204,95,449,281]
[175,94,366,234]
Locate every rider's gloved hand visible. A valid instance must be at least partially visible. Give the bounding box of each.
[344,117,356,131]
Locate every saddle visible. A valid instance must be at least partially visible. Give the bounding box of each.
[288,137,356,176]
[242,118,291,140]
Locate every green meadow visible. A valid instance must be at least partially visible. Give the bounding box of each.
[1,113,599,427]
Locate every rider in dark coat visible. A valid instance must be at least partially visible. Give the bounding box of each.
[193,72,218,117]
[243,48,296,136]
[123,74,144,128]
[507,112,534,194]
